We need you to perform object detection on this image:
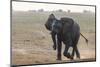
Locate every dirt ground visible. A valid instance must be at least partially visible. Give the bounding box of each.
[12,29,96,65]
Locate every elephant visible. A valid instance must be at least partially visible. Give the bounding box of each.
[45,14,88,60]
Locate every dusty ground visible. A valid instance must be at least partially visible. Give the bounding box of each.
[12,29,95,65]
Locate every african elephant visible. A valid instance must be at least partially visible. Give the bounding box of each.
[45,14,88,60]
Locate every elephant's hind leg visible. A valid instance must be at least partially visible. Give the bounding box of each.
[74,35,80,59]
[75,46,80,59]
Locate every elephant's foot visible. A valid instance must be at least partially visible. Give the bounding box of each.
[63,52,73,60]
[57,55,62,60]
[76,53,80,59]
[69,55,74,60]
[53,45,56,50]
[76,56,80,59]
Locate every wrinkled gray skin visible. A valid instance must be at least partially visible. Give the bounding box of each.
[45,14,88,60]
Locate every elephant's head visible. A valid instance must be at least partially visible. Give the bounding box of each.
[45,14,56,31]
[45,14,63,34]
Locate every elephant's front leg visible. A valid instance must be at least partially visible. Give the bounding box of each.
[51,32,57,50]
[57,35,62,60]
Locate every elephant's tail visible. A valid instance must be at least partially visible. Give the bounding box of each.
[80,33,88,45]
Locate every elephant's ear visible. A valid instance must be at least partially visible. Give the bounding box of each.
[45,21,51,30]
[60,17,74,27]
[45,14,56,31]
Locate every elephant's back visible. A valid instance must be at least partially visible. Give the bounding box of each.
[61,21,80,43]
[62,21,80,34]
[73,22,80,33]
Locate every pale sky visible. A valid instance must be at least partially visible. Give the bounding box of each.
[12,0,95,12]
